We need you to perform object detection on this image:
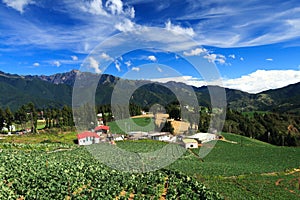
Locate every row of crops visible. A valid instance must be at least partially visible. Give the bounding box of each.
[0,144,223,199]
[0,142,75,152]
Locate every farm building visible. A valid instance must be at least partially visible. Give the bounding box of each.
[77,131,100,145]
[128,131,148,140]
[187,133,217,143]
[148,132,171,141]
[94,125,110,134]
[112,134,125,141]
[182,138,198,149]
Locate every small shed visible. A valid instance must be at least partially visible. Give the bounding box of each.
[182,138,198,149]
[148,132,171,141]
[77,131,100,145]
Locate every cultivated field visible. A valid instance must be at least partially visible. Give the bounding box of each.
[1,129,299,199]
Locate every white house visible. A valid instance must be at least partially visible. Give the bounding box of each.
[77,131,100,145]
[187,133,217,143]
[182,138,198,149]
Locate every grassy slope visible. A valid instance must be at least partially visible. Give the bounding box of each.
[169,133,300,199]
[116,133,300,199]
[1,131,77,144]
[108,117,155,134]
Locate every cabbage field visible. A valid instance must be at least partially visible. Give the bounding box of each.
[0,143,222,199]
[1,132,300,199]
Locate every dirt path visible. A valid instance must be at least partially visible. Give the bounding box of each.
[188,149,204,162]
[46,148,74,153]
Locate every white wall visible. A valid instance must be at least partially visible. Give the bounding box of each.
[78,137,99,145]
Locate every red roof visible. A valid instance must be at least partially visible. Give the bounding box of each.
[94,125,110,131]
[77,131,100,139]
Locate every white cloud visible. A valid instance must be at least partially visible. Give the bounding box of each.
[203,53,226,65]
[240,57,244,61]
[3,0,33,13]
[183,47,207,56]
[3,0,300,55]
[100,52,113,61]
[71,55,78,61]
[266,58,273,61]
[229,54,236,59]
[33,62,40,67]
[105,0,135,17]
[132,67,140,71]
[115,61,121,72]
[157,67,163,72]
[223,70,300,93]
[127,7,135,18]
[148,55,157,62]
[115,18,136,32]
[87,57,101,73]
[80,0,108,16]
[150,69,300,94]
[53,61,61,67]
[125,60,132,67]
[105,0,123,15]
[165,20,195,37]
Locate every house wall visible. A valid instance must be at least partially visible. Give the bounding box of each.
[184,142,198,149]
[152,135,170,141]
[78,136,99,145]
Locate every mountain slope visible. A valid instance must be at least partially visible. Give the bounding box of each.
[0,70,299,114]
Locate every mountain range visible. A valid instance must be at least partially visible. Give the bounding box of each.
[0,70,299,114]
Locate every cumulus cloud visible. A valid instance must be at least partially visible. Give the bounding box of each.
[71,55,78,61]
[125,60,132,67]
[266,58,273,61]
[148,55,157,62]
[100,52,113,61]
[240,57,244,61]
[151,69,300,94]
[33,62,40,67]
[183,47,208,56]
[105,0,135,17]
[80,0,108,16]
[165,20,195,37]
[183,47,226,64]
[87,57,101,73]
[3,0,33,13]
[115,61,121,72]
[132,67,140,72]
[53,61,61,67]
[222,70,300,93]
[105,0,123,15]
[203,53,226,65]
[115,18,136,32]
[229,54,236,59]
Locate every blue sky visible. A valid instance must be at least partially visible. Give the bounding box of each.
[0,0,300,93]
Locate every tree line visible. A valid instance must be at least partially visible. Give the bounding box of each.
[0,102,74,133]
[164,101,300,146]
